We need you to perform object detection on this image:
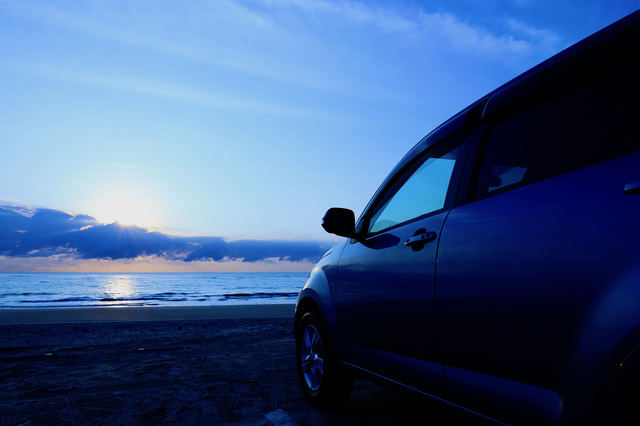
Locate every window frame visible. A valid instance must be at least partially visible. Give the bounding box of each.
[350,102,482,240]
[358,130,469,238]
[458,44,640,206]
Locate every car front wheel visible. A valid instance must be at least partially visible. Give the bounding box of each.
[296,309,353,408]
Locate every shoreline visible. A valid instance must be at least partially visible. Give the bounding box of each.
[0,303,295,324]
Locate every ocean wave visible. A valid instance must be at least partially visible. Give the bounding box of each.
[0,272,306,308]
[1,292,57,297]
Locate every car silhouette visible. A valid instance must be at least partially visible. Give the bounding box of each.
[295,11,639,426]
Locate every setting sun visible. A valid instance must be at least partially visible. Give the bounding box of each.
[89,185,160,227]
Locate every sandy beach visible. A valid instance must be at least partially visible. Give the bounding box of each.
[0,305,477,425]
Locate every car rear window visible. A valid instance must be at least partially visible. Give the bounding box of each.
[472,57,639,197]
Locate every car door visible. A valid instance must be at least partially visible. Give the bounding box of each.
[334,125,470,393]
[436,50,639,424]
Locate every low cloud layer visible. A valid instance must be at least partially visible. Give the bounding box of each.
[0,205,329,264]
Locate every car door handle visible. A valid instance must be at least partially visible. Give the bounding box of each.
[624,180,640,195]
[405,232,436,246]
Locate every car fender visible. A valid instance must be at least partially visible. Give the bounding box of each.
[295,240,346,356]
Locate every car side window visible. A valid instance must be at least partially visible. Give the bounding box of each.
[473,58,639,197]
[367,140,460,234]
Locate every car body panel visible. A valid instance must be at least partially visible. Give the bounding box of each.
[436,151,640,424]
[335,210,448,393]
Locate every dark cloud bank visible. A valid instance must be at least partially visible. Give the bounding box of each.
[0,205,330,264]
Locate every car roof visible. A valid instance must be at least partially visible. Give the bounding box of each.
[399,10,638,172]
[484,10,639,117]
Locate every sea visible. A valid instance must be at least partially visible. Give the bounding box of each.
[0,273,310,309]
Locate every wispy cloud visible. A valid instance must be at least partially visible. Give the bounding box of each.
[257,0,552,55]
[418,12,532,55]
[2,59,338,120]
[507,19,562,52]
[268,0,421,34]
[1,1,337,93]
[3,0,558,96]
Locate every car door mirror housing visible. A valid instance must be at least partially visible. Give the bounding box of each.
[322,208,357,239]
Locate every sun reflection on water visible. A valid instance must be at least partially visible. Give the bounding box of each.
[102,275,136,306]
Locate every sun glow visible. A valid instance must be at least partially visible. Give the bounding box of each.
[89,185,161,228]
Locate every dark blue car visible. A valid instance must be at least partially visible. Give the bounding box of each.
[295,11,639,426]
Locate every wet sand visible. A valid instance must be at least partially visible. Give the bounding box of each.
[0,304,296,324]
[0,305,481,425]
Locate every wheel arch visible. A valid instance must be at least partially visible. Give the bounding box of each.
[295,296,322,336]
[294,242,343,342]
[563,264,640,424]
[603,340,640,424]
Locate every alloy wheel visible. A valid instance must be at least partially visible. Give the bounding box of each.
[301,324,324,391]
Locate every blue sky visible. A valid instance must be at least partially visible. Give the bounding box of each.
[0,0,637,272]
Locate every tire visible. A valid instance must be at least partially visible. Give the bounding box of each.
[296,309,354,408]
[620,377,640,426]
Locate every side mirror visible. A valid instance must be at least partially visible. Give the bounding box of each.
[322,208,357,239]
